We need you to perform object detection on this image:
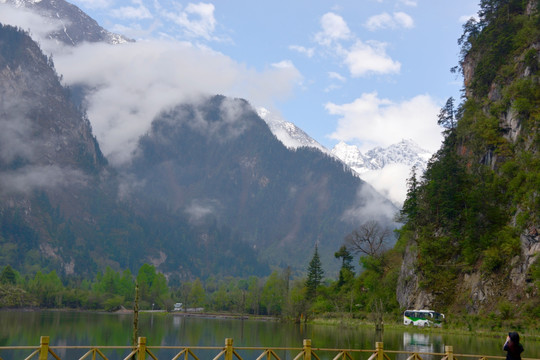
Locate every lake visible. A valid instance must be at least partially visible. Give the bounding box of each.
[0,311,538,360]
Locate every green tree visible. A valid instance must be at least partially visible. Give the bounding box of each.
[150,272,169,309]
[245,276,261,315]
[118,269,135,299]
[289,279,309,322]
[334,245,354,287]
[94,266,120,294]
[398,166,420,224]
[261,271,285,315]
[0,265,17,285]
[27,270,64,307]
[137,263,156,306]
[188,278,205,308]
[305,245,324,299]
[438,97,457,130]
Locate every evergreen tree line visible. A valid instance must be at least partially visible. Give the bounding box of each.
[0,225,402,321]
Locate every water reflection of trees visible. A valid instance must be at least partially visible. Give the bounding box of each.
[0,312,535,360]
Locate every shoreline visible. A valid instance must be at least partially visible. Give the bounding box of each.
[0,307,279,321]
[3,308,538,340]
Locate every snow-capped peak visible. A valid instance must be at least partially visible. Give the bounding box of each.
[257,107,329,154]
[364,139,432,172]
[257,107,434,205]
[331,141,372,174]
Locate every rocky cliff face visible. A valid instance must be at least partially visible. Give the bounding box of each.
[396,0,540,314]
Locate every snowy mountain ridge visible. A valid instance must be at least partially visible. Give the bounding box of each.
[0,0,132,45]
[258,107,432,175]
[258,107,433,205]
[257,108,330,155]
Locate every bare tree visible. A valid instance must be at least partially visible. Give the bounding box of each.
[344,220,392,257]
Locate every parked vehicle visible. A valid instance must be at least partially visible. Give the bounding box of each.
[403,309,445,327]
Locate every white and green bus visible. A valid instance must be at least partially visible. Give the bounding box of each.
[403,310,445,327]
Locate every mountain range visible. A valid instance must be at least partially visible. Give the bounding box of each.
[0,0,399,280]
[257,108,432,204]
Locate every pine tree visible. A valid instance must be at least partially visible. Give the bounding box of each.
[305,245,324,299]
[334,245,354,287]
[0,265,17,285]
[399,165,419,224]
[437,97,456,130]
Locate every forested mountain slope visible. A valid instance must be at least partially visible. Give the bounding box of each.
[0,22,395,280]
[0,24,267,279]
[123,95,394,272]
[396,0,539,314]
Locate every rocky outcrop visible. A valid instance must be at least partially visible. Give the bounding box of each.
[396,243,433,309]
[398,228,539,313]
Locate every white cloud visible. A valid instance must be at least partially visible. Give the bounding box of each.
[110,0,153,20]
[314,12,351,46]
[328,71,346,82]
[309,11,401,78]
[365,11,414,31]
[289,45,315,58]
[326,92,442,153]
[185,199,221,224]
[394,12,415,28]
[341,184,397,224]
[344,40,401,76]
[0,5,64,38]
[360,164,411,205]
[164,2,216,40]
[0,165,86,195]
[53,40,301,164]
[272,60,295,69]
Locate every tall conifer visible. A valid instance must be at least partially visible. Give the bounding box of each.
[305,245,324,298]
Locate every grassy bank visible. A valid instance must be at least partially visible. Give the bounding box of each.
[309,313,540,341]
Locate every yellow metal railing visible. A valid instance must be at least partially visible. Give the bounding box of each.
[0,336,536,360]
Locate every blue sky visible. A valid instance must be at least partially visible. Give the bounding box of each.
[63,0,479,154]
[0,0,480,162]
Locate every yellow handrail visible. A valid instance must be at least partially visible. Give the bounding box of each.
[1,337,535,360]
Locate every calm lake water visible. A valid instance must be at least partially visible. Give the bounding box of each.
[0,311,538,360]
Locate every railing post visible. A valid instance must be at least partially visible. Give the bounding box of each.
[445,346,454,360]
[137,337,146,360]
[303,339,312,360]
[39,336,50,360]
[376,342,384,360]
[225,338,233,360]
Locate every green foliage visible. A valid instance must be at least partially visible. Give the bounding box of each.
[136,264,169,309]
[27,270,64,308]
[461,1,537,97]
[438,97,457,130]
[188,278,205,307]
[498,300,513,320]
[396,0,540,311]
[305,245,324,299]
[398,167,420,224]
[0,284,37,308]
[334,245,354,287]
[0,265,18,285]
[260,271,286,315]
[104,295,125,312]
